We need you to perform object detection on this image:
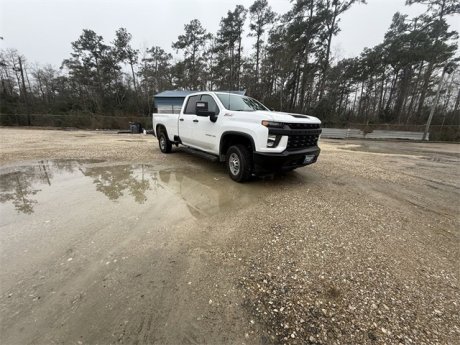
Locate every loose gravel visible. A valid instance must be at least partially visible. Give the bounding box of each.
[214,140,459,345]
[1,128,459,345]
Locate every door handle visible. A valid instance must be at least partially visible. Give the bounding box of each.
[179,118,184,122]
[193,119,199,123]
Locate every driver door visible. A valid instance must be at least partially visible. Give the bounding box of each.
[193,94,220,152]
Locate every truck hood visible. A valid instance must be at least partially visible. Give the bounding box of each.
[266,111,321,124]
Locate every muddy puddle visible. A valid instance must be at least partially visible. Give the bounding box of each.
[1,160,293,344]
[0,160,271,219]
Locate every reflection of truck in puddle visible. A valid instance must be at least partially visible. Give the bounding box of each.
[156,169,258,218]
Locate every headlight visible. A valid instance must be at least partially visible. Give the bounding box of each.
[261,120,284,128]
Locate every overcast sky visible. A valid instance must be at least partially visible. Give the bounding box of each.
[0,0,459,67]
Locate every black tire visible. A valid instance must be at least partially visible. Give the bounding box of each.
[226,144,252,182]
[158,130,172,153]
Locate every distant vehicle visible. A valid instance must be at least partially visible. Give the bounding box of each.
[152,91,322,182]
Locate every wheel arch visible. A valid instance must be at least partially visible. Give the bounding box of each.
[219,131,255,162]
[156,124,167,136]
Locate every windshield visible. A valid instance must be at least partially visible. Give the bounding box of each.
[216,93,269,112]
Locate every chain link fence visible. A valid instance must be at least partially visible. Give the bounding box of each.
[0,114,458,141]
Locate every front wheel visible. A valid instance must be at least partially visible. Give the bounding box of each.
[226,144,252,182]
[158,131,172,153]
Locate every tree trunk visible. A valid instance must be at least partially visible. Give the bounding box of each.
[237,37,242,90]
[337,87,345,115]
[298,58,310,111]
[352,88,358,115]
[94,56,104,113]
[385,70,399,114]
[405,61,424,124]
[415,62,434,119]
[394,65,412,124]
[130,62,137,92]
[440,74,454,115]
[18,57,30,125]
[130,61,140,114]
[453,89,460,115]
[377,72,386,115]
[318,11,337,101]
[357,81,365,118]
[255,32,261,86]
[36,74,46,102]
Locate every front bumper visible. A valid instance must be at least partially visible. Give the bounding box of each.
[253,146,320,173]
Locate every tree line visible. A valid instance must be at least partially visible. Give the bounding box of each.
[0,0,459,128]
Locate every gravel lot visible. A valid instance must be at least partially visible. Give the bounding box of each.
[0,128,459,345]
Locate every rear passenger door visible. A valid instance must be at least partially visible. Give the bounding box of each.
[178,95,200,146]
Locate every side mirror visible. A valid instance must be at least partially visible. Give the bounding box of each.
[196,101,216,117]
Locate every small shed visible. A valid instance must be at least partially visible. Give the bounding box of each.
[153,90,194,114]
[153,90,246,114]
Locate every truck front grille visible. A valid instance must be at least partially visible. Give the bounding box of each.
[287,134,319,150]
[288,123,321,130]
[286,123,320,150]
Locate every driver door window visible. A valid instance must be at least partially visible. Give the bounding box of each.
[200,95,219,115]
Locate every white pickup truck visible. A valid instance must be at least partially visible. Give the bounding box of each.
[152,92,322,182]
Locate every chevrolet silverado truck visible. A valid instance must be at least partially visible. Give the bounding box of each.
[152,92,322,182]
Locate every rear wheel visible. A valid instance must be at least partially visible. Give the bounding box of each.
[158,131,172,153]
[226,144,252,182]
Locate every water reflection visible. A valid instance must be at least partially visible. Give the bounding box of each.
[155,169,245,216]
[81,165,151,203]
[0,160,260,216]
[0,161,158,214]
[0,161,55,214]
[0,171,39,214]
